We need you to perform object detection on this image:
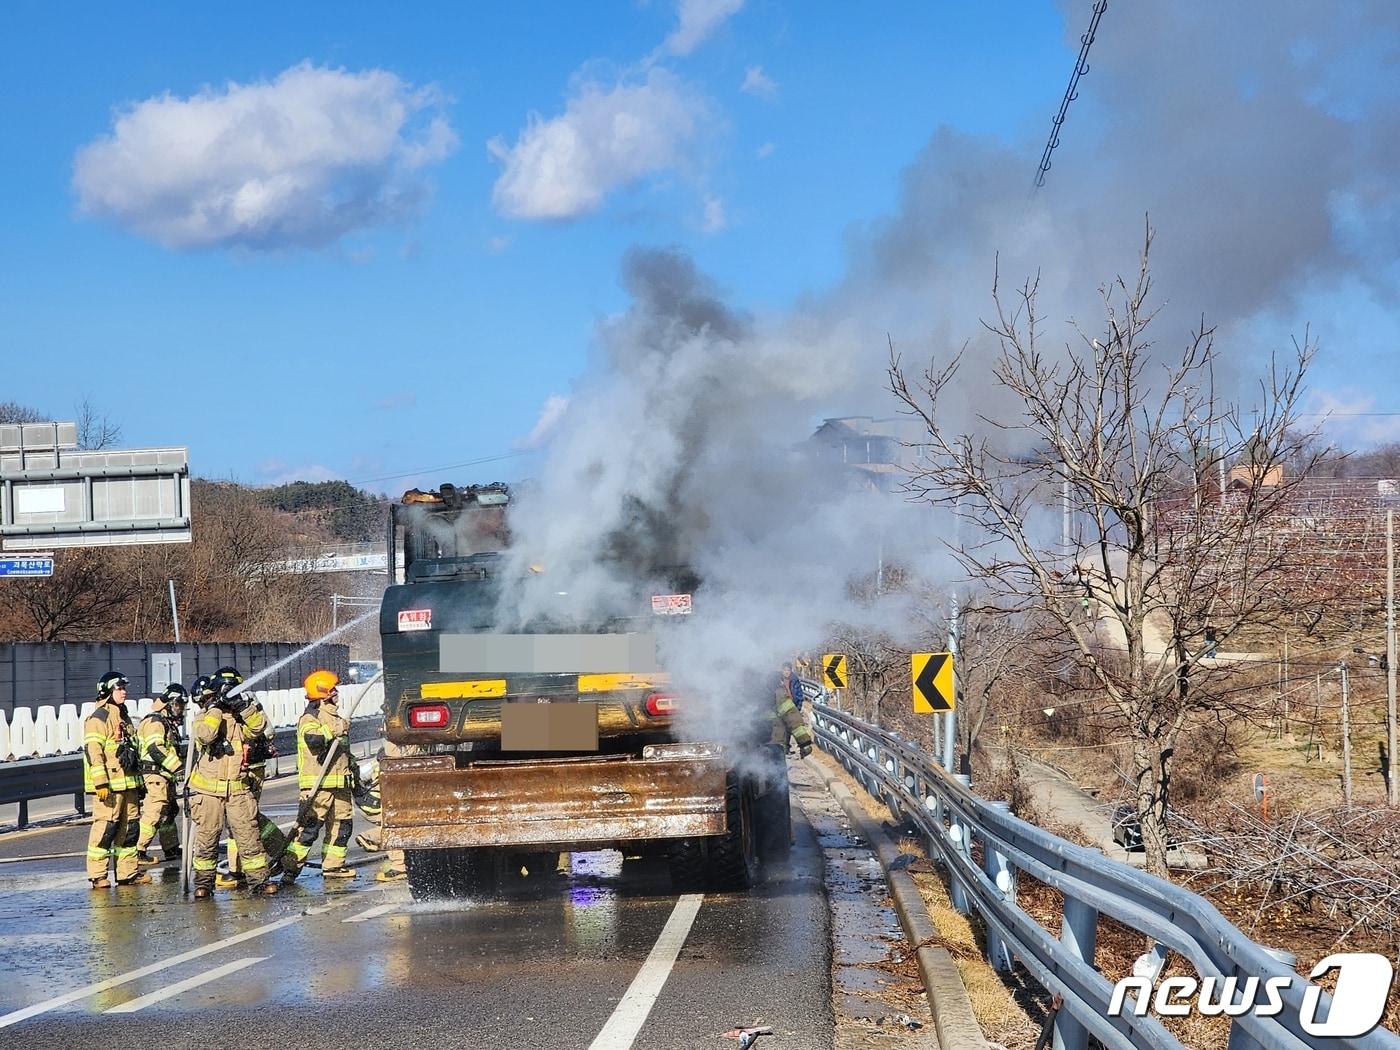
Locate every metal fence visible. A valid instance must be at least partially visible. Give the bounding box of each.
[0,641,349,719]
[809,699,1400,1050]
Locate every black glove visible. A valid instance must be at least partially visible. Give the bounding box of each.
[224,692,250,715]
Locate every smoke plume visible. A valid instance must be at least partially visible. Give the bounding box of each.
[501,2,1400,735]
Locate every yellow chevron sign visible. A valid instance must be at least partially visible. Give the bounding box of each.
[822,653,847,690]
[911,652,955,713]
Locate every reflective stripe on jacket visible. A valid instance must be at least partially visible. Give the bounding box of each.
[190,705,267,797]
[297,701,352,789]
[766,686,812,750]
[83,700,141,792]
[138,710,184,779]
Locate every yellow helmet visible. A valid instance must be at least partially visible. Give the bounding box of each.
[304,669,340,701]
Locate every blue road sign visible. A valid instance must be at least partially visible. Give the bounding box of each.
[0,557,54,577]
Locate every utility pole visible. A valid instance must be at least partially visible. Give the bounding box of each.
[1340,660,1353,807]
[167,579,181,644]
[1387,509,1398,806]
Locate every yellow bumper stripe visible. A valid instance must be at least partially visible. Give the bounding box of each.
[422,680,507,699]
[577,673,664,693]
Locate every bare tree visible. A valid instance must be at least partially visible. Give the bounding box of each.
[889,225,1328,875]
[0,400,45,424]
[2,548,139,641]
[74,396,121,450]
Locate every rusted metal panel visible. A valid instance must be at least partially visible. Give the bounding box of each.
[380,752,729,851]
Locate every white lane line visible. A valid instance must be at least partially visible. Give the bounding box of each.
[104,956,267,1013]
[0,851,87,864]
[587,894,704,1050]
[344,903,400,922]
[0,895,356,1028]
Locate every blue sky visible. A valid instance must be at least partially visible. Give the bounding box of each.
[2,1,1399,494]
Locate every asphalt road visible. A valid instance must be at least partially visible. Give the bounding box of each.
[0,766,853,1050]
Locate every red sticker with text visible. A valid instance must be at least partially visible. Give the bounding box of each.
[397,609,432,632]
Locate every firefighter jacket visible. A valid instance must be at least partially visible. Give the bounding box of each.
[766,681,813,753]
[84,699,141,793]
[138,703,185,781]
[190,704,269,797]
[297,700,352,790]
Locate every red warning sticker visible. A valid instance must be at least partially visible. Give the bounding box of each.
[397,609,432,632]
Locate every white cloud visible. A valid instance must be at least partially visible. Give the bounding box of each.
[700,193,726,232]
[740,65,776,99]
[256,458,338,485]
[515,393,571,448]
[374,391,417,410]
[662,0,745,57]
[489,68,711,220]
[72,62,458,251]
[756,141,775,159]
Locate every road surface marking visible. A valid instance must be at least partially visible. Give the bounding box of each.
[0,895,356,1028]
[587,894,703,1050]
[0,850,86,864]
[344,903,400,922]
[105,956,267,1013]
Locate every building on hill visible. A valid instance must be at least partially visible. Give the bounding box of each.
[806,416,927,493]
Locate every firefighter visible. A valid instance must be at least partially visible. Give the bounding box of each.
[188,669,278,898]
[83,671,150,888]
[210,666,289,889]
[770,672,814,758]
[283,670,357,881]
[134,682,187,865]
[353,751,408,882]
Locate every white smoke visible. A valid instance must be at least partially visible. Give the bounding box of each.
[501,2,1400,734]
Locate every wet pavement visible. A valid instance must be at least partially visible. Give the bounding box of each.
[787,759,935,1049]
[0,757,946,1049]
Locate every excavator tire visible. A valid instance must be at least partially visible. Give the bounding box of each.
[705,776,758,892]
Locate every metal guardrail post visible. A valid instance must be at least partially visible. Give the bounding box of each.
[1057,895,1099,1050]
[982,801,1016,973]
[949,773,973,915]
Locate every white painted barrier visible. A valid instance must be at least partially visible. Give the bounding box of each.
[57,704,81,754]
[0,693,382,762]
[9,707,35,759]
[34,706,58,758]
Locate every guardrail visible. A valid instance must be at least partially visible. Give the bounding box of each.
[809,700,1400,1050]
[0,685,384,829]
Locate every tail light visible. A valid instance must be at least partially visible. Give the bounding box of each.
[644,693,677,716]
[407,703,451,728]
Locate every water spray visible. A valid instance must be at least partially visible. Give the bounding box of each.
[231,608,379,695]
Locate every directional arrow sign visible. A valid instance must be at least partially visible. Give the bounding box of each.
[822,653,848,690]
[911,651,955,713]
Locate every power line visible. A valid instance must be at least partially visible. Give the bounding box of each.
[347,449,535,489]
